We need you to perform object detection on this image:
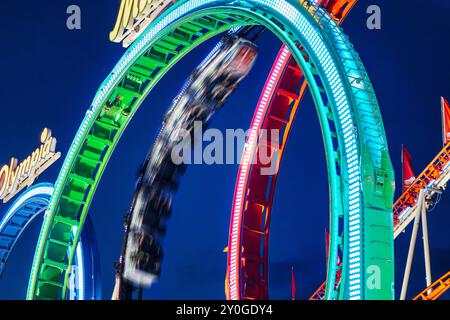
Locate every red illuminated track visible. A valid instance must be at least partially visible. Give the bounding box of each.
[226,0,358,300]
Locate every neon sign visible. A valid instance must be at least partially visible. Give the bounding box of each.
[0,128,61,203]
[110,0,177,47]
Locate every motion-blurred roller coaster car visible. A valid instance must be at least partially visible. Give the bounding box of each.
[124,188,172,285]
[129,232,164,278]
[186,35,258,112]
[122,35,258,287]
[163,35,258,125]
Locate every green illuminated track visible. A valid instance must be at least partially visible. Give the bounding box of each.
[28,0,395,300]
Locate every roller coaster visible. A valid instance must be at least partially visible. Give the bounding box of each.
[311,98,450,300]
[112,31,258,299]
[0,0,448,300]
[25,0,396,301]
[0,184,101,300]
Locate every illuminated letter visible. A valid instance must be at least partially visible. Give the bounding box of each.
[7,159,19,195]
[110,0,137,42]
[138,0,149,12]
[43,137,57,159]
[110,0,152,42]
[0,128,60,203]
[30,149,41,174]
[23,156,32,176]
[66,5,82,30]
[0,165,9,197]
[41,128,56,159]
[17,157,30,180]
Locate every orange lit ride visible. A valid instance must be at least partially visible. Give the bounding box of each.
[414,271,450,300]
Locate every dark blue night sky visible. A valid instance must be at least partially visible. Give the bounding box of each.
[0,0,449,300]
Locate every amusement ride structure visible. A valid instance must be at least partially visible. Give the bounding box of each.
[112,28,259,300]
[310,97,450,300]
[0,0,448,300]
[0,184,101,300]
[26,0,397,301]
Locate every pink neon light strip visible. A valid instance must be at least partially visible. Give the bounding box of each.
[227,45,291,300]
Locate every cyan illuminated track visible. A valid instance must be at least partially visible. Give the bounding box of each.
[28,0,394,300]
[0,183,101,300]
[226,0,358,300]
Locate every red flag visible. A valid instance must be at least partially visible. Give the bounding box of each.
[291,267,296,300]
[402,146,415,191]
[441,97,450,146]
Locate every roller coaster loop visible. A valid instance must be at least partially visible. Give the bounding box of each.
[27,0,394,300]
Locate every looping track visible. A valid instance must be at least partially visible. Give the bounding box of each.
[0,184,100,300]
[27,0,394,300]
[226,0,357,300]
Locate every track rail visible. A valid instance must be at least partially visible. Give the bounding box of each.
[0,184,100,300]
[27,0,393,300]
[1,184,51,277]
[312,100,450,300]
[226,0,382,300]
